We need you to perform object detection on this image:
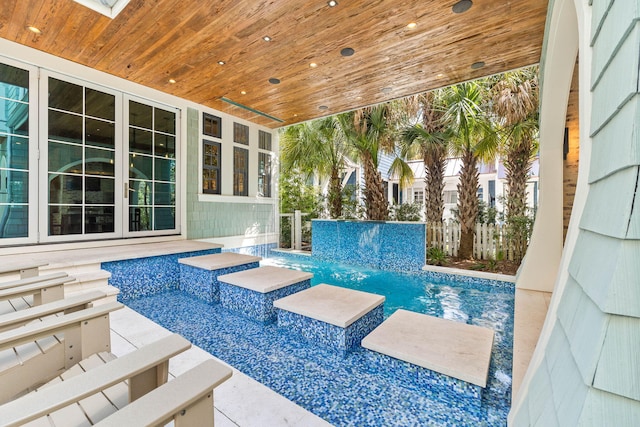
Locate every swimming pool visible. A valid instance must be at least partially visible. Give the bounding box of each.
[124,253,514,426]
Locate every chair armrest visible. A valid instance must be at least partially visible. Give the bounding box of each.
[0,301,122,351]
[94,359,233,427]
[0,272,69,291]
[0,290,107,332]
[0,261,48,279]
[0,275,75,305]
[0,334,192,427]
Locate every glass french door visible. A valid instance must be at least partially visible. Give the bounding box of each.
[0,60,38,245]
[40,73,122,242]
[124,98,178,236]
[36,71,179,243]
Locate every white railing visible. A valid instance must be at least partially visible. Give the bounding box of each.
[278,210,312,251]
[427,222,522,261]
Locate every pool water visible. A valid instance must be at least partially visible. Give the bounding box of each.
[124,254,514,426]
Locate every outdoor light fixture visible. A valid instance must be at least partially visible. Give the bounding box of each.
[263,36,272,42]
[310,62,318,68]
[269,78,281,84]
[471,61,485,69]
[328,0,338,7]
[27,25,42,34]
[407,22,417,29]
[168,78,176,84]
[452,0,473,14]
[218,61,225,65]
[319,105,329,110]
[241,90,247,95]
[381,87,392,94]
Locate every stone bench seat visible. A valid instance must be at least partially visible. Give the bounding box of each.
[361,309,494,400]
[178,253,261,303]
[218,266,312,322]
[274,284,384,353]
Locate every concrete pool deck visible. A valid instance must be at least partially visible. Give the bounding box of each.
[0,240,552,421]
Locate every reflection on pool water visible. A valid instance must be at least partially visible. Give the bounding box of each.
[124,254,514,426]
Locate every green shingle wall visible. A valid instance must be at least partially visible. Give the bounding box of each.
[513,0,640,424]
[184,107,276,240]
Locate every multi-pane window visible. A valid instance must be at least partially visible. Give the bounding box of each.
[414,190,424,205]
[128,100,176,231]
[233,122,249,145]
[203,113,221,138]
[0,63,29,239]
[203,140,221,194]
[233,147,248,196]
[444,190,457,204]
[47,77,116,236]
[258,130,271,150]
[258,152,271,198]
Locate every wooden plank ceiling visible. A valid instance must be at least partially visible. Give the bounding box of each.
[0,0,548,128]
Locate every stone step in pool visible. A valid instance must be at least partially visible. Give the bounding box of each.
[178,253,261,303]
[361,309,494,401]
[274,284,384,354]
[217,266,313,323]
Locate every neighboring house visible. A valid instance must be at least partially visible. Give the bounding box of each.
[388,158,540,221]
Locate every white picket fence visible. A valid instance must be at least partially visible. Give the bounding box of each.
[427,222,519,261]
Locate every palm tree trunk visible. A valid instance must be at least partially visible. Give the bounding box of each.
[457,149,479,259]
[328,167,343,218]
[362,152,387,220]
[424,149,446,248]
[504,137,535,262]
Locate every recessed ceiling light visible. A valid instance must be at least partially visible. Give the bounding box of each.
[471,61,485,69]
[263,36,272,42]
[328,0,338,7]
[218,61,225,65]
[269,78,281,84]
[294,113,298,117]
[407,22,417,29]
[168,78,176,84]
[319,105,329,110]
[452,0,473,14]
[310,62,318,68]
[436,73,444,78]
[241,90,247,95]
[381,87,393,93]
[340,47,355,57]
[26,25,41,34]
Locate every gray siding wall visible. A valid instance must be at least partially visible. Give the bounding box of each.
[512,0,640,425]
[185,107,276,240]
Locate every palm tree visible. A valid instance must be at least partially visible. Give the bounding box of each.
[442,81,498,259]
[490,67,539,262]
[336,104,396,220]
[279,117,349,218]
[398,91,451,225]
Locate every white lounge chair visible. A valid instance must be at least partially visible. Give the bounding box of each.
[0,299,122,403]
[0,334,232,426]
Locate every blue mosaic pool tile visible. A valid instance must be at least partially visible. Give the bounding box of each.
[127,290,511,426]
[178,261,260,303]
[102,248,221,301]
[277,303,384,354]
[312,220,426,272]
[219,279,311,323]
[424,270,514,290]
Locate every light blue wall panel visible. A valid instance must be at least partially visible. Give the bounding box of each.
[590,0,614,45]
[590,24,640,134]
[579,167,638,238]
[579,388,640,425]
[591,0,640,86]
[568,230,640,318]
[593,316,640,401]
[589,96,640,182]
